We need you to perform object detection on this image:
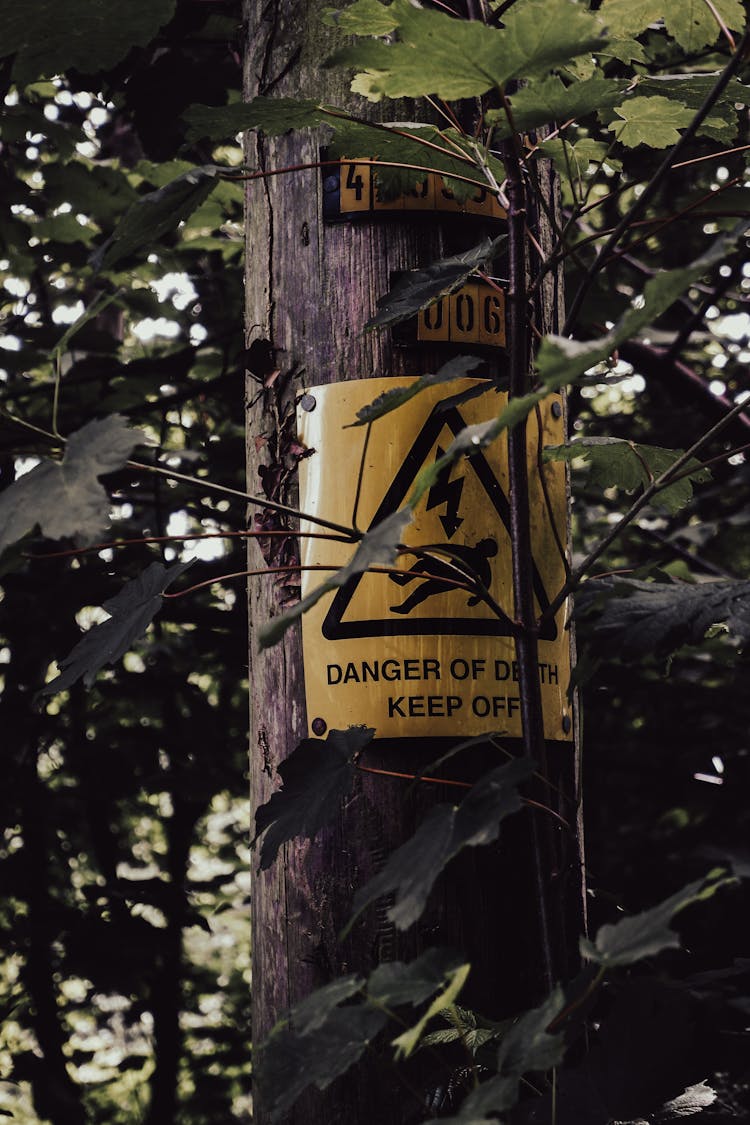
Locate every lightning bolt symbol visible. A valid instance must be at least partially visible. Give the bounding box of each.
[426,447,464,538]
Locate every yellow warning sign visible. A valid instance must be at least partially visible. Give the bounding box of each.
[297,378,572,742]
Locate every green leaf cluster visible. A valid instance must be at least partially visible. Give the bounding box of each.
[258,949,469,1121]
[327,0,605,101]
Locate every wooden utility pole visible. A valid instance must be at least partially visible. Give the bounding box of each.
[243,4,582,1123]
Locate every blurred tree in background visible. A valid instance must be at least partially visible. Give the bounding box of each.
[0,4,251,1122]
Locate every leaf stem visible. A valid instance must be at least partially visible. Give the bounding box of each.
[127,458,358,538]
[356,765,572,830]
[700,0,736,49]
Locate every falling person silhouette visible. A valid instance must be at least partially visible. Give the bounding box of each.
[389,537,498,615]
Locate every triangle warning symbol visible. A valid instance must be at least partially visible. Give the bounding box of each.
[321,404,558,642]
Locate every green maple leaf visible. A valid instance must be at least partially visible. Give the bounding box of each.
[663,0,746,52]
[597,0,661,37]
[488,75,628,138]
[323,0,399,35]
[598,0,746,47]
[610,95,695,148]
[327,0,605,101]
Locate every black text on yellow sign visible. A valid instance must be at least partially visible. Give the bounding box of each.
[296,378,573,743]
[338,160,507,220]
[418,283,506,349]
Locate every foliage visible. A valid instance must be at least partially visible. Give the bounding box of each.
[577,574,750,657]
[347,757,534,932]
[38,559,195,696]
[258,950,468,1120]
[543,435,711,513]
[0,3,250,1123]
[366,239,505,330]
[2,0,750,1122]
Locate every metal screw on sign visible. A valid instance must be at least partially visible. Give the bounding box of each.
[300,393,317,412]
[311,717,327,736]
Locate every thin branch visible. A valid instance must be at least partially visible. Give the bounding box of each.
[672,141,750,169]
[408,542,518,633]
[604,176,743,262]
[533,403,571,578]
[501,131,556,995]
[127,459,358,538]
[663,435,750,484]
[26,527,353,560]
[351,422,373,533]
[701,0,736,50]
[163,563,477,600]
[356,764,572,831]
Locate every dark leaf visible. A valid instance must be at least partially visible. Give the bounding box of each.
[0,0,176,83]
[447,988,566,1119]
[487,75,628,138]
[259,1006,386,1123]
[543,437,711,514]
[0,415,145,556]
[349,758,533,930]
[290,976,365,1035]
[366,239,505,330]
[580,871,735,967]
[258,508,412,648]
[252,726,374,870]
[367,948,467,1009]
[327,0,605,101]
[494,986,566,1076]
[90,166,221,272]
[181,97,327,142]
[576,576,750,658]
[551,977,707,1124]
[38,560,193,698]
[350,357,488,426]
